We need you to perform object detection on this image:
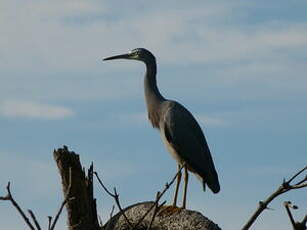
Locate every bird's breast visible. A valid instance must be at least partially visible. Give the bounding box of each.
[159,124,184,164]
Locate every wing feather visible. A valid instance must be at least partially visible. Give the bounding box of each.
[162,101,220,193]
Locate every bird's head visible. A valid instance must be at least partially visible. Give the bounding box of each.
[103,48,155,63]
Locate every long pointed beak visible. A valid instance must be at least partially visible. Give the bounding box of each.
[103,53,131,61]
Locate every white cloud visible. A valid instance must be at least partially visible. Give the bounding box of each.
[1,0,305,72]
[0,0,307,104]
[0,1,306,102]
[0,100,74,119]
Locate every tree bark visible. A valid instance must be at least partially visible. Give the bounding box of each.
[53,146,100,230]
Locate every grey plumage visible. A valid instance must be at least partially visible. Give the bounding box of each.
[162,101,220,193]
[104,48,220,208]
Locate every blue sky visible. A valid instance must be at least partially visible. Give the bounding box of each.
[1,1,306,229]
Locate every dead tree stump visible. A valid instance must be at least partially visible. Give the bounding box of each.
[53,146,100,230]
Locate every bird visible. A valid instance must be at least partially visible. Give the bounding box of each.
[103,48,220,209]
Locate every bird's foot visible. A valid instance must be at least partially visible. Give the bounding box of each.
[157,205,183,216]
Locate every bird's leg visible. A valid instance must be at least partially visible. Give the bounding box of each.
[182,166,189,209]
[158,164,183,216]
[172,163,182,207]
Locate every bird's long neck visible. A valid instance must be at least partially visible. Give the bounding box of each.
[144,59,165,128]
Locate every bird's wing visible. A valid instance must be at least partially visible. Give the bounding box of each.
[162,101,220,193]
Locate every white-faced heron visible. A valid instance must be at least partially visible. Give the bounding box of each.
[103,48,220,209]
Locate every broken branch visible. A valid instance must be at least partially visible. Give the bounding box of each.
[241,166,307,230]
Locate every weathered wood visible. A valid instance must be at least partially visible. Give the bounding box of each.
[53,146,100,230]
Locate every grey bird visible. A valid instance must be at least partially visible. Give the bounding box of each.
[103,48,220,209]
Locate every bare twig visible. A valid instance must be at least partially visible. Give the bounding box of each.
[94,171,133,228]
[284,201,297,228]
[113,187,132,227]
[50,167,74,230]
[28,210,41,230]
[146,192,160,230]
[1,169,74,230]
[132,163,185,230]
[147,192,166,230]
[48,216,52,230]
[284,201,307,230]
[241,166,307,230]
[94,171,114,197]
[96,164,184,230]
[288,167,306,184]
[147,201,166,230]
[104,205,115,230]
[0,182,36,230]
[295,175,307,186]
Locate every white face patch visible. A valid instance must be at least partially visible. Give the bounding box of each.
[130,48,139,54]
[128,49,139,59]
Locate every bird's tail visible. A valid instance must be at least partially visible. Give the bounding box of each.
[203,176,220,193]
[201,148,220,193]
[202,165,220,193]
